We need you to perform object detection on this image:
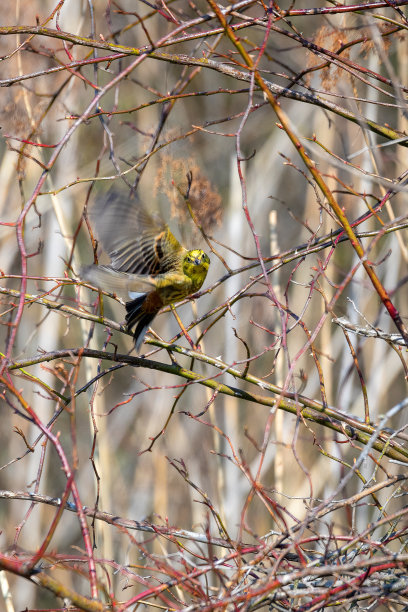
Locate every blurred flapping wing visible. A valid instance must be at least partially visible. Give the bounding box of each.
[90,191,186,276]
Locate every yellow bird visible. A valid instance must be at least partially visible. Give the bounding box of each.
[83,192,210,351]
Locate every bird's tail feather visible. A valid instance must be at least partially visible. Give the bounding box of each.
[125,295,155,352]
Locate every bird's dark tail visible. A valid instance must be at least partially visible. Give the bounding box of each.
[125,294,156,352]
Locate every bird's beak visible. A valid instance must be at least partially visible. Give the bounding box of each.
[194,258,201,265]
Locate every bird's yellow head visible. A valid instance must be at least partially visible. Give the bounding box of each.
[183,249,210,291]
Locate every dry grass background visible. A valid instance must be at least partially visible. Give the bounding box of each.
[0,0,408,609]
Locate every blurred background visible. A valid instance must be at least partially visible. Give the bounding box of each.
[0,0,408,608]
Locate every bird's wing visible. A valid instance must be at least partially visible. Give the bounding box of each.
[90,191,186,275]
[82,264,156,295]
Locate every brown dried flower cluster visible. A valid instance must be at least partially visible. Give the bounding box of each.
[306,25,350,89]
[1,91,33,140]
[155,155,222,240]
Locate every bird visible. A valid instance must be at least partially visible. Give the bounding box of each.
[83,191,210,351]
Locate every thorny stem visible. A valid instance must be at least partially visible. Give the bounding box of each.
[5,346,408,463]
[206,0,408,347]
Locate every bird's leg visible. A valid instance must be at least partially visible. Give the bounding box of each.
[166,348,179,366]
[170,304,198,351]
[148,328,180,364]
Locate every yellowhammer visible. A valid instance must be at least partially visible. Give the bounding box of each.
[83,192,210,351]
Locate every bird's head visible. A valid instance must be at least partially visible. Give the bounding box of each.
[183,249,210,288]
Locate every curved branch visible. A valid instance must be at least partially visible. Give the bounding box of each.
[0,25,405,145]
[6,346,408,463]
